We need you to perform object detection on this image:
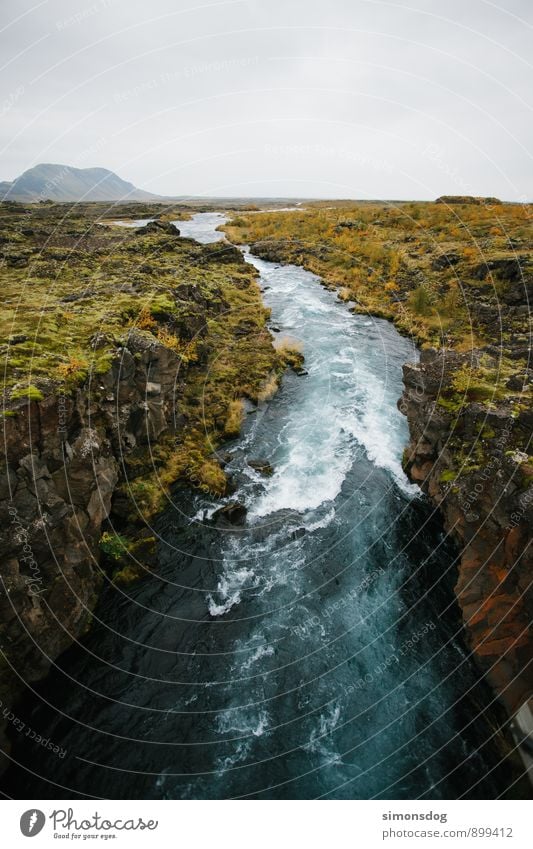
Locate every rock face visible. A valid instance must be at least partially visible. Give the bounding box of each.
[247,458,274,476]
[400,348,533,714]
[0,330,188,771]
[140,220,180,236]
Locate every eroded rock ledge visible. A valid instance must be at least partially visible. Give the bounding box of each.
[0,330,196,770]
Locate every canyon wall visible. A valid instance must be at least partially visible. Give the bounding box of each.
[400,348,533,714]
[0,330,190,771]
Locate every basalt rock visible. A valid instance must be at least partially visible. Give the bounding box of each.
[399,347,533,715]
[140,220,180,237]
[0,332,188,772]
[202,241,245,265]
[247,458,274,476]
[212,501,247,525]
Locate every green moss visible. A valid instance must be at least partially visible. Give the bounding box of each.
[224,200,531,351]
[223,399,245,438]
[102,533,156,585]
[440,469,456,483]
[93,352,114,375]
[149,293,178,318]
[11,385,44,401]
[409,285,433,316]
[99,531,129,560]
[1,204,278,509]
[436,395,463,413]
[112,565,146,585]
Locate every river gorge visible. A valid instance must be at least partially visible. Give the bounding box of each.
[1,213,521,800]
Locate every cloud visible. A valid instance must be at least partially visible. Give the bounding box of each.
[0,0,531,199]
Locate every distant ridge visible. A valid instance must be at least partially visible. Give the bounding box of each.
[0,163,159,202]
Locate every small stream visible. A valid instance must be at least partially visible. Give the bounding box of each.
[4,213,517,800]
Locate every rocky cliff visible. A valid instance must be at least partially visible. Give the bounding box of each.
[400,348,532,714]
[0,330,186,769]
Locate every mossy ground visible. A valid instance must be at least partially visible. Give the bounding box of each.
[1,200,281,517]
[225,199,531,348]
[0,201,219,393]
[225,199,532,483]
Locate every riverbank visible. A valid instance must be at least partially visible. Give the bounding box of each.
[0,202,282,771]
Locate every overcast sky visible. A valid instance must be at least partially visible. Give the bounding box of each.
[0,0,531,199]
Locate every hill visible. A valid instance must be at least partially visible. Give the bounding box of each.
[0,163,158,202]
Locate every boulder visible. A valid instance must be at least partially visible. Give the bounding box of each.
[139,220,180,236]
[247,458,274,476]
[212,501,247,525]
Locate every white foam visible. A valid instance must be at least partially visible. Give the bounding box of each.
[302,507,336,532]
[304,702,342,764]
[215,740,252,775]
[340,402,419,497]
[240,643,275,670]
[207,567,256,617]
[250,431,353,518]
[217,708,270,738]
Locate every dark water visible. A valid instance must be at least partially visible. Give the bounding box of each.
[3,214,518,799]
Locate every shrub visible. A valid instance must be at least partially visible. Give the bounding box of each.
[255,372,279,403]
[157,328,198,362]
[99,531,129,560]
[136,304,157,330]
[224,399,244,437]
[276,338,304,370]
[197,459,227,494]
[57,355,89,385]
[409,285,433,316]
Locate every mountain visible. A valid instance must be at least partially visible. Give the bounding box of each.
[0,163,159,202]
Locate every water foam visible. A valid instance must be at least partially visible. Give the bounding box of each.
[240,643,275,671]
[341,401,419,497]
[217,708,270,738]
[207,567,257,617]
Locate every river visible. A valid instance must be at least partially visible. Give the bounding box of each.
[3,213,517,800]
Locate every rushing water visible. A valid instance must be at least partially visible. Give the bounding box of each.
[4,214,517,800]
